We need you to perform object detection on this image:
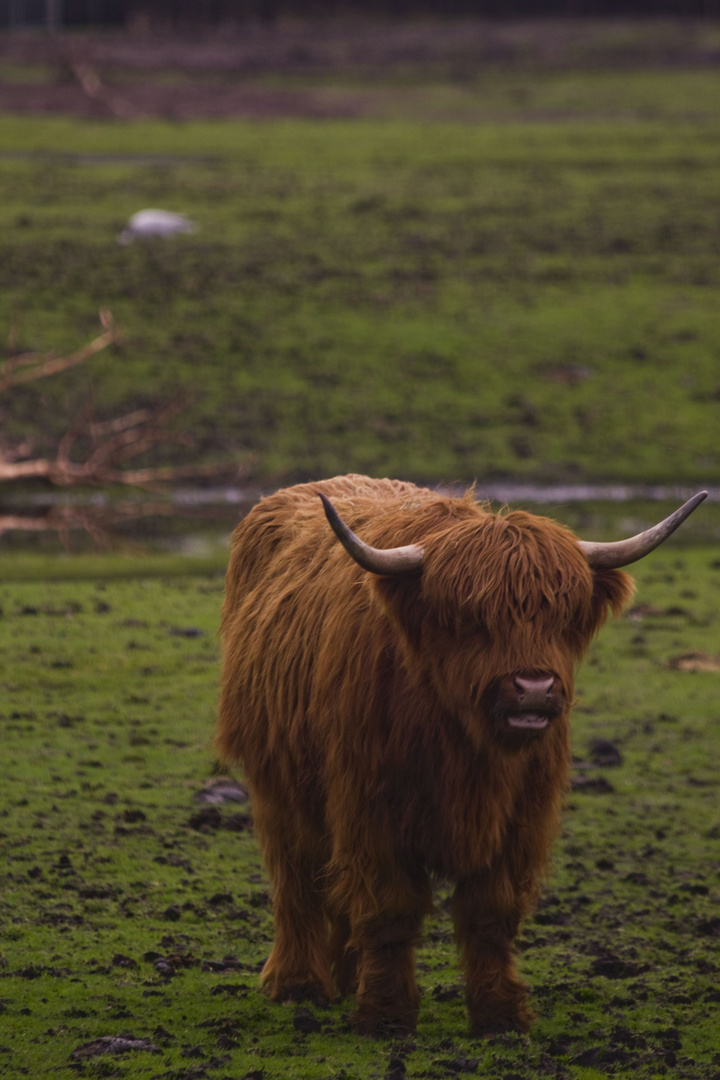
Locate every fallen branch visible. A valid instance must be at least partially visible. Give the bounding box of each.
[71,61,140,120]
[1,312,249,491]
[0,310,119,393]
[0,399,246,490]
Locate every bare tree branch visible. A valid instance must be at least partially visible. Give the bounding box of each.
[0,406,247,490]
[0,310,120,393]
[71,61,141,120]
[1,312,249,491]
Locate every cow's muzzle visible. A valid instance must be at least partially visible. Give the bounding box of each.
[482,672,566,743]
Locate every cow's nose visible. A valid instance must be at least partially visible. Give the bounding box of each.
[513,674,555,707]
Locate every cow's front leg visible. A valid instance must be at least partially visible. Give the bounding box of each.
[329,913,360,999]
[350,909,425,1037]
[334,857,432,1037]
[453,873,534,1036]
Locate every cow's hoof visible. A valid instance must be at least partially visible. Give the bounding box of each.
[469,1009,534,1038]
[269,981,331,1007]
[349,1008,417,1039]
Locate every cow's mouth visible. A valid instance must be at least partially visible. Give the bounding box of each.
[480,674,566,747]
[506,712,550,731]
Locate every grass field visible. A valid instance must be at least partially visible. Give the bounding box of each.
[1,545,719,1079]
[1,25,720,1079]
[1,42,720,488]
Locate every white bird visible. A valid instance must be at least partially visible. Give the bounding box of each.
[117,209,198,245]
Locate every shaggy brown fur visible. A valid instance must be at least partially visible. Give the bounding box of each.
[217,475,634,1035]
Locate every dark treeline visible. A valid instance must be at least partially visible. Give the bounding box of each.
[2,0,719,30]
[122,0,719,20]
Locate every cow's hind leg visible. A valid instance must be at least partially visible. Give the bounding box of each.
[254,798,334,1005]
[453,872,534,1036]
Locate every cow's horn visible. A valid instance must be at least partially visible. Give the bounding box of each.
[578,491,708,569]
[319,493,424,575]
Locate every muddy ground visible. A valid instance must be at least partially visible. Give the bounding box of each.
[1,554,720,1077]
[0,19,719,120]
[1,24,720,1074]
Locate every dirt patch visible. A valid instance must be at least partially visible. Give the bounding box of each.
[1,20,719,120]
[667,650,720,672]
[2,20,719,73]
[195,778,249,804]
[0,76,379,120]
[70,1035,159,1059]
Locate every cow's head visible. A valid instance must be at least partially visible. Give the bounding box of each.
[320,491,706,750]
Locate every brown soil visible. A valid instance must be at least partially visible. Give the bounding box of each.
[0,19,717,120]
[0,77,378,120]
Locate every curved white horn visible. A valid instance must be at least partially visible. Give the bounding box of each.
[319,493,424,576]
[578,491,708,569]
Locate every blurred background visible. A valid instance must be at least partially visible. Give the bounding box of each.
[1,3,719,554]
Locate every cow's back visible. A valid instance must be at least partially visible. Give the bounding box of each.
[217,475,428,775]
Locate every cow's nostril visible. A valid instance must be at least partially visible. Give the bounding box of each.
[514,674,555,699]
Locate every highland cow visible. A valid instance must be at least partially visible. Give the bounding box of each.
[217,475,705,1036]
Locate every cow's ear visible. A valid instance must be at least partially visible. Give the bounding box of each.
[591,568,635,623]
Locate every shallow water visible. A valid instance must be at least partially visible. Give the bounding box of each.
[1,482,717,556]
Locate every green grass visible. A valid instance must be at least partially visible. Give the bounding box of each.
[1,546,720,1078]
[1,92,720,486]
[2,35,720,1078]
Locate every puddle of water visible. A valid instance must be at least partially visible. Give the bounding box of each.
[1,483,717,555]
[464,482,718,506]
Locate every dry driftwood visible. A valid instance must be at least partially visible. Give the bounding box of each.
[0,309,119,395]
[70,61,140,120]
[1,311,242,492]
